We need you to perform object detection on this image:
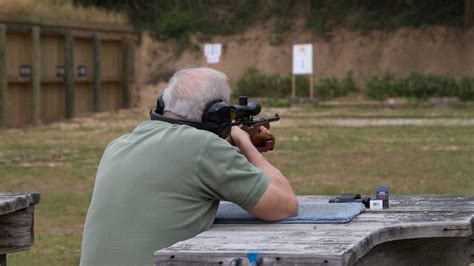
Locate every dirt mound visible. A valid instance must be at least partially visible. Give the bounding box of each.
[134,25,474,108]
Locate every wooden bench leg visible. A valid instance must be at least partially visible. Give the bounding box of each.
[0,254,6,266]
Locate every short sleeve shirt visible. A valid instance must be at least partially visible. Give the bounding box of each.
[80,121,270,265]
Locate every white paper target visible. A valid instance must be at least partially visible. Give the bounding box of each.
[293,44,313,74]
[204,43,222,64]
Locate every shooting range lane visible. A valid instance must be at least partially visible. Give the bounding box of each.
[154,196,474,265]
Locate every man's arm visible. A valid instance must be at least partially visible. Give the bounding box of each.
[230,126,298,221]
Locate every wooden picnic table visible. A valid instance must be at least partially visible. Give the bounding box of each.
[155,196,474,265]
[0,192,40,266]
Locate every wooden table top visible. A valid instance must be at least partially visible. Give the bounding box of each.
[0,192,40,216]
[154,195,474,265]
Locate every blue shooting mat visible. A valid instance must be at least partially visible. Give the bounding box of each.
[214,201,365,224]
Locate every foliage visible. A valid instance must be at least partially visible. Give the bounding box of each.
[365,72,474,101]
[0,0,127,24]
[306,0,464,34]
[235,68,358,100]
[316,72,358,100]
[74,0,465,40]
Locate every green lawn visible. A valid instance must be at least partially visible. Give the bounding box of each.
[1,106,473,265]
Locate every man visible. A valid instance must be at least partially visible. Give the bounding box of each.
[80,67,298,265]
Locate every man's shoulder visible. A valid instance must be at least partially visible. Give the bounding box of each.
[133,120,223,146]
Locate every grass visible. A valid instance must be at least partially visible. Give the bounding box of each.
[1,106,473,265]
[0,0,127,24]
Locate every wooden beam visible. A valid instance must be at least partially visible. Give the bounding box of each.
[31,26,41,125]
[0,14,133,34]
[121,37,134,109]
[65,32,75,119]
[93,33,101,112]
[0,24,6,128]
[291,74,296,98]
[466,0,474,28]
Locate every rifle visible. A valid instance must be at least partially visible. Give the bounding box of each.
[231,96,280,152]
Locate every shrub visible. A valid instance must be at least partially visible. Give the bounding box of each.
[457,78,474,101]
[365,72,400,100]
[365,72,474,101]
[235,69,358,100]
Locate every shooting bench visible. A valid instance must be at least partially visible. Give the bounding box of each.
[155,196,474,265]
[0,192,40,266]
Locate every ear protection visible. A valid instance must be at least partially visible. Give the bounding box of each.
[149,95,233,138]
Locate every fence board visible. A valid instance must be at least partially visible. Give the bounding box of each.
[8,84,32,127]
[31,26,41,125]
[75,84,93,114]
[41,35,65,81]
[5,32,31,78]
[74,38,94,115]
[93,33,101,112]
[0,24,6,128]
[65,32,75,119]
[101,41,122,79]
[102,82,122,111]
[41,84,65,123]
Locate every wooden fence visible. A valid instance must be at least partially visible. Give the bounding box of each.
[0,15,135,128]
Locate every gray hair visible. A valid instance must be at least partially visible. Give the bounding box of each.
[162,68,231,122]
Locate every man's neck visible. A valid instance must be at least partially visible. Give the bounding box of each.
[163,112,186,120]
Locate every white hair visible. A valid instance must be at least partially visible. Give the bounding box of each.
[162,67,231,122]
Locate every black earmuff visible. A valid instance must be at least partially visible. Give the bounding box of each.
[155,95,166,115]
[150,95,233,138]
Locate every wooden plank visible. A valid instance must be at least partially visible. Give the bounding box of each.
[93,32,101,112]
[354,236,473,266]
[0,207,34,255]
[0,193,40,216]
[466,0,474,28]
[291,74,296,98]
[41,83,65,123]
[65,31,74,119]
[101,41,122,78]
[5,32,32,78]
[8,84,32,127]
[75,84,93,115]
[74,38,93,115]
[31,26,41,126]
[101,82,122,111]
[40,35,65,124]
[0,24,6,128]
[121,37,134,108]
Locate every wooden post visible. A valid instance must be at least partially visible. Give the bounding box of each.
[0,24,6,128]
[31,26,41,125]
[65,32,75,119]
[92,32,101,112]
[0,254,6,266]
[309,74,314,99]
[122,37,134,108]
[291,74,296,98]
[466,0,474,28]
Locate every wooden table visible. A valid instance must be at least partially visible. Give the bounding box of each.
[0,192,40,266]
[155,196,474,265]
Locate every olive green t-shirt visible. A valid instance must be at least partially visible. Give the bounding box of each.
[80,121,270,266]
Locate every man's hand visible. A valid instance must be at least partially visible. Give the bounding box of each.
[228,126,252,148]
